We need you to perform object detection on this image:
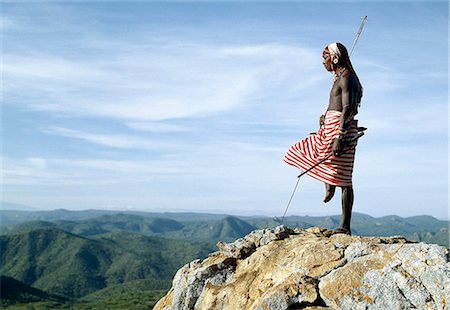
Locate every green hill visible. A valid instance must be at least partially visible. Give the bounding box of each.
[0,209,229,228]
[0,275,66,307]
[0,210,448,308]
[2,211,448,247]
[0,228,214,300]
[73,279,166,309]
[209,216,257,241]
[0,214,185,236]
[158,215,257,243]
[0,214,256,244]
[0,228,114,298]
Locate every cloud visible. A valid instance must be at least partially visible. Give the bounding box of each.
[42,126,169,150]
[3,54,106,81]
[361,101,447,137]
[126,122,192,133]
[2,157,63,185]
[3,41,322,122]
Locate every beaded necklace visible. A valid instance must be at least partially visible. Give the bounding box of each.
[333,67,348,82]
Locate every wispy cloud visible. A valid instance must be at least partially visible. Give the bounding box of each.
[361,100,447,137]
[126,122,192,133]
[3,54,106,81]
[42,126,170,150]
[2,157,64,185]
[3,41,322,122]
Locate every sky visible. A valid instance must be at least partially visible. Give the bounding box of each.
[1,1,448,220]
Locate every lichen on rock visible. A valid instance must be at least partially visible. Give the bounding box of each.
[154,226,450,310]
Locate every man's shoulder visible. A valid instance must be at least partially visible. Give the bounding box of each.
[339,71,359,87]
[338,72,351,87]
[341,70,355,80]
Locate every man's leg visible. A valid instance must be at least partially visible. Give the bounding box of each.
[340,185,354,234]
[323,183,336,203]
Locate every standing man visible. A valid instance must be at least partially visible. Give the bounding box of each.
[284,42,363,235]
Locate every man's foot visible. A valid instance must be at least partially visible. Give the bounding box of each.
[323,184,336,203]
[334,227,352,235]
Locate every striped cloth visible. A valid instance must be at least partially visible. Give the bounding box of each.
[284,110,358,187]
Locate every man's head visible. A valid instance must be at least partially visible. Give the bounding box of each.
[322,42,352,72]
[322,47,333,72]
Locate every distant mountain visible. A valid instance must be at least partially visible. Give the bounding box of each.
[209,216,257,241]
[0,213,256,244]
[0,220,59,234]
[2,211,449,247]
[0,202,36,211]
[0,209,231,227]
[2,210,449,244]
[190,216,256,242]
[0,213,185,235]
[159,215,257,243]
[89,214,184,234]
[410,228,450,247]
[0,228,214,299]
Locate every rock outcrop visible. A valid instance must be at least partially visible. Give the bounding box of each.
[154,226,450,310]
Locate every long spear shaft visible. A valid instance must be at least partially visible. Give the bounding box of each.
[349,15,367,57]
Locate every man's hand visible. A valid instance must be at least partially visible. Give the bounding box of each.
[332,137,343,156]
[319,115,325,127]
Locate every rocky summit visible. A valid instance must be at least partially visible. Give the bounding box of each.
[154,226,450,310]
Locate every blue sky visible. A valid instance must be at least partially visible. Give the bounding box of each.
[1,1,448,219]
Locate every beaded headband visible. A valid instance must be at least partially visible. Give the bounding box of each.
[327,43,341,58]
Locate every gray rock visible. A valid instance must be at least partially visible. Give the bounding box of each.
[216,225,294,259]
[320,241,450,310]
[169,257,237,310]
[154,227,450,310]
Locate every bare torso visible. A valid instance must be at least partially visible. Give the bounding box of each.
[327,71,362,114]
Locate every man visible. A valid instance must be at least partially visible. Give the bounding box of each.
[284,42,363,235]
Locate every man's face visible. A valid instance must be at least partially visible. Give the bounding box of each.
[322,49,332,72]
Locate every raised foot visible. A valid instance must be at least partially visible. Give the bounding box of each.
[323,184,336,203]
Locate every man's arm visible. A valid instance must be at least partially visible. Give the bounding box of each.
[339,76,353,131]
[333,76,352,156]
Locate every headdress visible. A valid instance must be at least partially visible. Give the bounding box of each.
[327,43,341,65]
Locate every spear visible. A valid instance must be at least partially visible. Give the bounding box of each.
[349,16,368,57]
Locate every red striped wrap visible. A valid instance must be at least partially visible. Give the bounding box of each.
[283,110,358,187]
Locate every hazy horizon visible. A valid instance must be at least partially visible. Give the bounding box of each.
[2,2,448,220]
[1,201,449,221]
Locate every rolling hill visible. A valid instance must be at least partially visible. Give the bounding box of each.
[0,214,257,244]
[0,275,66,307]
[1,210,448,308]
[1,211,448,247]
[0,228,214,299]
